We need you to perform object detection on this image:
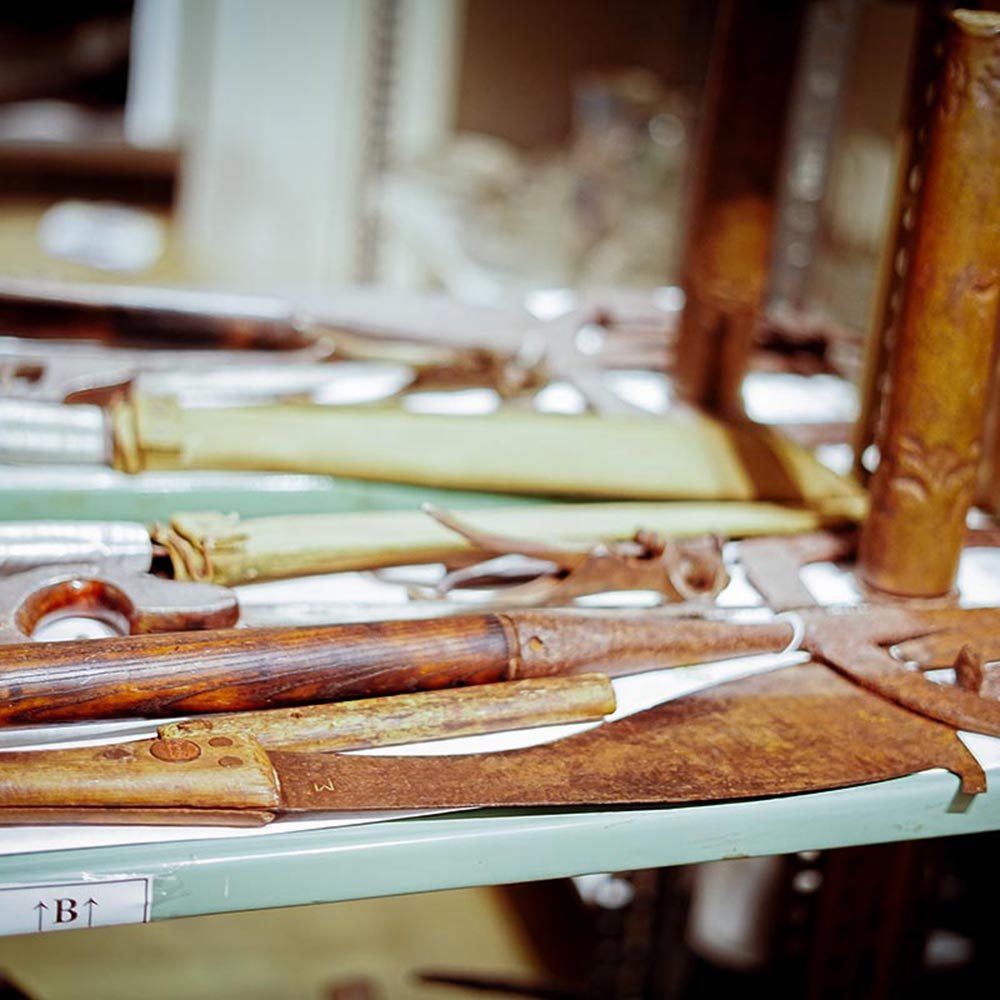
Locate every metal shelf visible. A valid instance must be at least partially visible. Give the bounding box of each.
[1,744,998,935]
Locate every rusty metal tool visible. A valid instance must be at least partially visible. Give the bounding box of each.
[673,0,806,416]
[0,662,980,826]
[10,525,1000,739]
[398,505,729,608]
[731,527,1000,737]
[0,583,797,724]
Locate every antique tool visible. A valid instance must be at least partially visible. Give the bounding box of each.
[0,663,981,825]
[0,497,863,586]
[857,11,1000,598]
[156,673,615,753]
[0,276,682,411]
[0,580,798,723]
[0,395,862,504]
[10,529,1000,737]
[727,527,1000,736]
[802,605,1000,737]
[405,505,729,608]
[13,551,1000,739]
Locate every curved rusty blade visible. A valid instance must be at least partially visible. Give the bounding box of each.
[273,662,984,813]
[0,563,238,643]
[804,606,1000,736]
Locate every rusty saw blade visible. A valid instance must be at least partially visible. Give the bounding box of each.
[271,662,984,812]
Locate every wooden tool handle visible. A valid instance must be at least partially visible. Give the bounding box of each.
[0,615,517,724]
[159,674,616,752]
[0,676,615,824]
[0,734,280,811]
[0,611,794,724]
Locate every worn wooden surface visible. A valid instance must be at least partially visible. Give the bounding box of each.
[0,734,279,810]
[159,674,616,752]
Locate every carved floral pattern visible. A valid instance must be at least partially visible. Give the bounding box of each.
[881,434,980,514]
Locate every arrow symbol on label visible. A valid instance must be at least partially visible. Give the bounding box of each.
[85,899,98,928]
[34,901,48,933]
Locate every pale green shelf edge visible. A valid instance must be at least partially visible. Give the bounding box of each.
[1,763,997,932]
[0,476,540,522]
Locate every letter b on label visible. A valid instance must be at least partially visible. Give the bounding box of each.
[54,898,78,924]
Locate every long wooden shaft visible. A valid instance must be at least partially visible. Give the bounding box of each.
[0,611,792,724]
[159,674,617,752]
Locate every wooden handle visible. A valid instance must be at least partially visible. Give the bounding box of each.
[0,734,280,810]
[0,610,793,724]
[0,616,518,724]
[159,674,616,752]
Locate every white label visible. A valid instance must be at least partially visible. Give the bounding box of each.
[0,878,150,935]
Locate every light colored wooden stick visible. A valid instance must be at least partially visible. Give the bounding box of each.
[158,674,617,752]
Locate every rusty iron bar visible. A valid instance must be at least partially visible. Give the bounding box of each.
[673,0,807,417]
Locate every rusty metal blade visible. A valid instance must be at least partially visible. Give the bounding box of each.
[271,663,984,812]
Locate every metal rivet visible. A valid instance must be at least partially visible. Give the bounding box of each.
[218,756,243,768]
[208,736,234,748]
[100,746,131,761]
[149,739,202,762]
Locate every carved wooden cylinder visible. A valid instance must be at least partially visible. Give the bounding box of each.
[858,11,1000,597]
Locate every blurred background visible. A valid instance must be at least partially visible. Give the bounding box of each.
[0,0,910,335]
